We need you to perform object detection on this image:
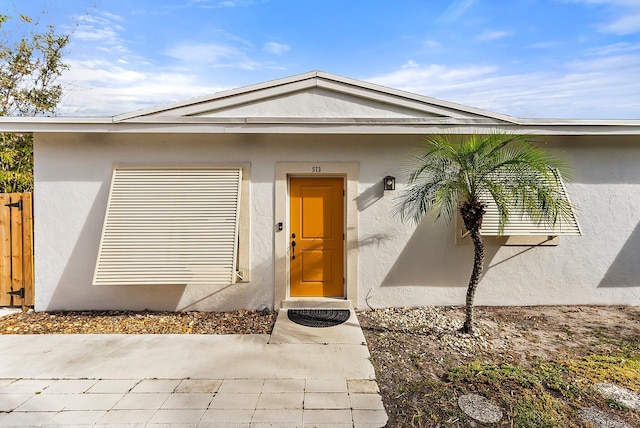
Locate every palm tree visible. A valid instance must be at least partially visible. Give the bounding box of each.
[397,132,575,334]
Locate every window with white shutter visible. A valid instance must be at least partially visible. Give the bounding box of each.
[457,174,581,245]
[93,167,245,286]
[479,175,581,237]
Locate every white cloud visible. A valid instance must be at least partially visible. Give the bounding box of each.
[365,55,640,118]
[165,42,252,65]
[164,38,289,70]
[439,0,476,24]
[477,30,510,41]
[423,39,441,48]
[585,42,640,55]
[567,0,640,34]
[599,11,640,34]
[59,59,224,116]
[367,61,498,95]
[264,42,290,55]
[72,13,127,50]
[528,41,562,49]
[186,0,263,8]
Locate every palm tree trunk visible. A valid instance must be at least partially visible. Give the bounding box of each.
[459,200,486,334]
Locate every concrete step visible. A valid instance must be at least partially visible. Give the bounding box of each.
[280,298,352,309]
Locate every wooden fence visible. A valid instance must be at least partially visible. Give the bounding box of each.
[0,193,34,309]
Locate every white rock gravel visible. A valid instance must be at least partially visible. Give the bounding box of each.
[457,394,503,423]
[579,407,634,428]
[594,382,640,410]
[359,306,491,356]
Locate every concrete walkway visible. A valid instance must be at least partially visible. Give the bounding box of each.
[0,309,388,427]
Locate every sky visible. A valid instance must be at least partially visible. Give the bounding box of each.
[4,0,640,118]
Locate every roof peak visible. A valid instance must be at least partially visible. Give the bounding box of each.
[112,71,519,124]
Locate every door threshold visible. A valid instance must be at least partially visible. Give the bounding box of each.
[281,298,351,309]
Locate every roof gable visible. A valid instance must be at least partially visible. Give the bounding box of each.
[190,87,440,119]
[113,71,518,124]
[3,71,639,135]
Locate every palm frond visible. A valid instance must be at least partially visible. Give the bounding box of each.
[395,131,576,234]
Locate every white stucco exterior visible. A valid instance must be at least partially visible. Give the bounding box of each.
[2,71,639,310]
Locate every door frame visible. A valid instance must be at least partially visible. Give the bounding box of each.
[274,162,359,308]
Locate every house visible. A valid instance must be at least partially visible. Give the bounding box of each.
[1,71,638,311]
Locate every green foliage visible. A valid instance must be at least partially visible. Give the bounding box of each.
[0,132,33,192]
[397,133,575,233]
[0,12,69,192]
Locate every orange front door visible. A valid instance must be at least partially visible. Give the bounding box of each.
[289,177,344,297]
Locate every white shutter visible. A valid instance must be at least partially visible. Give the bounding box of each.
[93,168,242,285]
[480,175,581,236]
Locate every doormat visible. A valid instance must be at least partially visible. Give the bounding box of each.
[287,309,350,328]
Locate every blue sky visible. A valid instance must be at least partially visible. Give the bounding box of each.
[5,0,640,118]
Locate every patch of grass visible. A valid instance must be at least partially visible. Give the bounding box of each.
[445,360,586,427]
[604,397,629,411]
[442,407,467,426]
[384,377,469,427]
[507,390,568,428]
[598,337,639,356]
[535,361,583,398]
[446,360,540,389]
[564,353,640,390]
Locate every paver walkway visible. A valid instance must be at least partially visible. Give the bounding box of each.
[0,309,388,427]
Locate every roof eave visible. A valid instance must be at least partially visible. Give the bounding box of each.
[1,116,640,135]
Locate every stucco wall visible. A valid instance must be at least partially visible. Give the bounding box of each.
[33,133,640,311]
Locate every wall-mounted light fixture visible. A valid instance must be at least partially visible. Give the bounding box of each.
[383,175,396,191]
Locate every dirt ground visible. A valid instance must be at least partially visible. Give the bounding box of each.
[358,305,640,427]
[1,305,638,427]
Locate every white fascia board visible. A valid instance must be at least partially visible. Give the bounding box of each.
[512,124,640,135]
[519,118,640,126]
[2,116,640,135]
[0,117,113,133]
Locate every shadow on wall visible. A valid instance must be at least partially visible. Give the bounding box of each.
[380,220,501,288]
[599,221,640,288]
[356,181,384,211]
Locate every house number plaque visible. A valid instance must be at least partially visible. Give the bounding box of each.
[312,166,321,172]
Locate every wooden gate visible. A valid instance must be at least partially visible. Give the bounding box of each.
[0,193,34,309]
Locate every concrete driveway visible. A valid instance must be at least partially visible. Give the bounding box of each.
[0,309,388,427]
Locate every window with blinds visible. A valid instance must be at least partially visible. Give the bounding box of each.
[479,175,581,237]
[93,168,243,286]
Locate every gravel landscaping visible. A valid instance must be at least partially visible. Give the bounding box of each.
[0,309,277,334]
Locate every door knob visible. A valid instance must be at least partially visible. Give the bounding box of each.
[291,240,296,259]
